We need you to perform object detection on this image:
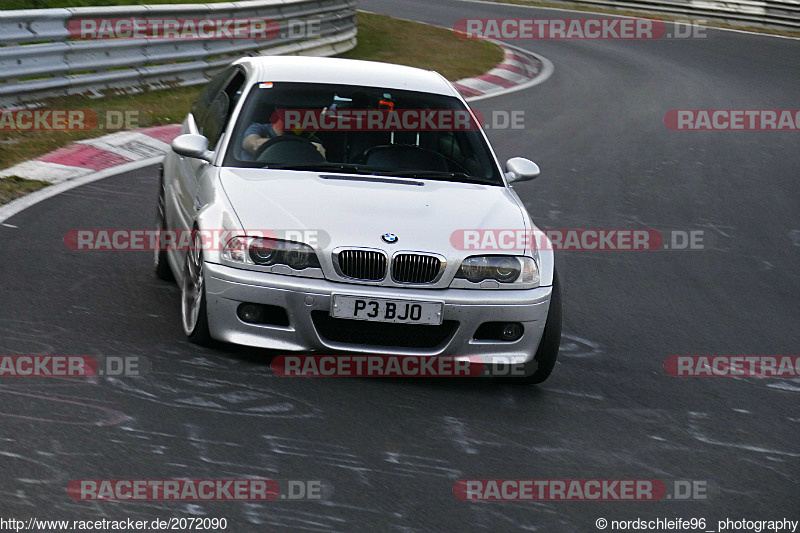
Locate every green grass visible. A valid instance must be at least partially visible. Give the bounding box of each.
[0,176,51,205]
[339,12,503,82]
[0,12,503,171]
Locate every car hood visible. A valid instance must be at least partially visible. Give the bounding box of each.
[219,168,530,254]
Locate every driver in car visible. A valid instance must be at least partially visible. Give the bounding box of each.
[242,108,326,160]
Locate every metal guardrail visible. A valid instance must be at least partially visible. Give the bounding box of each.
[0,0,357,107]
[560,0,798,31]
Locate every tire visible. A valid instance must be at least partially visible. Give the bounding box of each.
[154,170,175,281]
[512,270,562,384]
[181,231,212,345]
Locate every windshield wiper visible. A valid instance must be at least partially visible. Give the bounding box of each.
[383,171,496,185]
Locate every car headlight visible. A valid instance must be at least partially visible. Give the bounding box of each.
[222,236,320,270]
[455,256,539,284]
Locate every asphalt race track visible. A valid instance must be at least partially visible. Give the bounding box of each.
[0,0,798,530]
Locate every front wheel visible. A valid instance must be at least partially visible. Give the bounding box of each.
[181,231,211,345]
[513,270,562,384]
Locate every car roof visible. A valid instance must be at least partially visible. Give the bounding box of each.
[233,56,458,97]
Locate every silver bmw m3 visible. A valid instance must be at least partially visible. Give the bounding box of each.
[157,55,561,383]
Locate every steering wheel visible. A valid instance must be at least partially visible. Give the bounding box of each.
[254,134,317,162]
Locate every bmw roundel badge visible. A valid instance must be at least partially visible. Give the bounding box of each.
[381,233,399,244]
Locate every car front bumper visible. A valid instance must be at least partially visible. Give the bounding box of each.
[204,262,552,365]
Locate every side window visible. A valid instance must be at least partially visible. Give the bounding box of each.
[203,92,229,149]
[223,71,246,114]
[189,67,243,145]
[204,71,246,149]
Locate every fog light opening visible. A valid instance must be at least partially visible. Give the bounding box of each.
[473,322,525,342]
[500,322,524,342]
[236,303,291,326]
[237,303,264,324]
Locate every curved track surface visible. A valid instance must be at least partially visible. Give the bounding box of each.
[0,1,798,530]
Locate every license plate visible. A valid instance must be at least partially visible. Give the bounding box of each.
[331,295,443,325]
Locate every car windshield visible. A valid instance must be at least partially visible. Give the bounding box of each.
[223,82,503,185]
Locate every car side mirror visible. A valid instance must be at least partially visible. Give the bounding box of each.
[505,157,540,184]
[172,134,214,163]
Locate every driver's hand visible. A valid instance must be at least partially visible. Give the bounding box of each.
[243,134,270,154]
